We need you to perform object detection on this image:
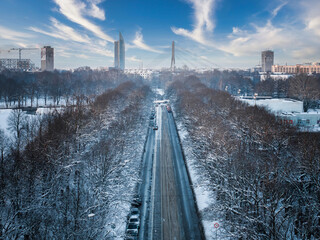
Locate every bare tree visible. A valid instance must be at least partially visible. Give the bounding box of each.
[7,109,27,158]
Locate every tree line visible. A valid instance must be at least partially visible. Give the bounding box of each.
[190,70,320,102]
[0,68,136,108]
[168,76,320,239]
[0,80,151,239]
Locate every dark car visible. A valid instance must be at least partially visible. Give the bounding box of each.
[129,216,140,228]
[131,194,142,207]
[126,224,139,237]
[130,208,140,217]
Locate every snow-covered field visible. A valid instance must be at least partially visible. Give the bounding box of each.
[0,107,61,137]
[239,98,303,113]
[0,109,11,135]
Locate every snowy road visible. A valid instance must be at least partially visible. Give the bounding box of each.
[140,105,203,240]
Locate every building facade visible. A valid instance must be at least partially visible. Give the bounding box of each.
[41,46,54,72]
[0,58,34,71]
[114,40,119,68]
[261,50,274,72]
[272,63,320,74]
[114,32,125,70]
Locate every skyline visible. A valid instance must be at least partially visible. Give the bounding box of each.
[0,0,319,70]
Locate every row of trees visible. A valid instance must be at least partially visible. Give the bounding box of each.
[0,68,136,108]
[0,80,151,239]
[169,76,320,239]
[255,74,320,100]
[191,69,320,101]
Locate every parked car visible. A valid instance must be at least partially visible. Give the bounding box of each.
[129,216,140,228]
[131,194,142,207]
[130,208,140,217]
[126,223,139,236]
[153,125,158,130]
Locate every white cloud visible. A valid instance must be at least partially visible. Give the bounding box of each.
[303,0,320,38]
[127,56,142,62]
[0,25,33,41]
[132,30,163,53]
[271,1,288,18]
[87,2,105,20]
[219,21,291,56]
[53,0,114,42]
[29,18,91,43]
[171,0,216,44]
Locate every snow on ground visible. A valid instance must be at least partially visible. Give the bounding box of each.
[74,96,153,239]
[239,98,303,113]
[154,88,165,96]
[0,107,62,138]
[175,119,227,239]
[0,109,11,135]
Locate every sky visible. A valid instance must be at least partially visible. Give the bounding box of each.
[0,0,319,70]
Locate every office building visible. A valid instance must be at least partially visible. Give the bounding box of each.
[261,50,274,72]
[114,32,125,70]
[41,46,54,71]
[272,63,320,74]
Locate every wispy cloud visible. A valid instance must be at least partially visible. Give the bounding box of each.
[127,56,142,63]
[0,25,33,41]
[29,17,91,43]
[132,29,163,53]
[171,0,216,44]
[303,0,320,38]
[271,1,288,18]
[219,20,291,56]
[53,0,114,42]
[87,0,106,20]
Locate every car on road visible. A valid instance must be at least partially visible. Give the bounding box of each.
[166,104,172,113]
[125,236,137,240]
[129,216,140,228]
[153,125,158,130]
[131,194,142,207]
[130,208,140,217]
[126,223,139,237]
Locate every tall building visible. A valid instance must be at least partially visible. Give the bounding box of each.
[41,46,54,71]
[171,41,175,72]
[114,32,125,70]
[261,50,274,72]
[114,40,119,68]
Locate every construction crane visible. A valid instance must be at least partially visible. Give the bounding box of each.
[10,48,39,61]
[9,48,39,70]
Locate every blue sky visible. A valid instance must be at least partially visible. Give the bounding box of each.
[0,0,319,69]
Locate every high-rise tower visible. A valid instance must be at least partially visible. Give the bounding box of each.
[114,32,125,70]
[261,50,274,72]
[171,41,175,72]
[41,46,54,72]
[114,40,119,68]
